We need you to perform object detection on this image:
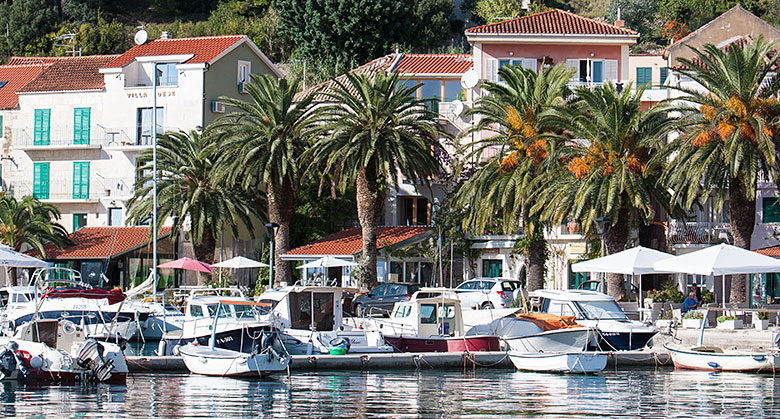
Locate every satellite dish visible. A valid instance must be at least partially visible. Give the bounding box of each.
[451,99,464,116]
[460,68,479,89]
[134,29,148,45]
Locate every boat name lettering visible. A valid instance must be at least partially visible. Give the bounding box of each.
[217,336,233,344]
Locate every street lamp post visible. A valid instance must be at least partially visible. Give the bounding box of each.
[265,222,279,287]
[595,216,613,292]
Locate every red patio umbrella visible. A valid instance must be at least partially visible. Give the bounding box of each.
[158,257,213,273]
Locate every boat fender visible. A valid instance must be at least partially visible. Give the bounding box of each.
[28,356,43,369]
[157,340,167,356]
[172,345,181,356]
[774,332,780,349]
[707,361,721,370]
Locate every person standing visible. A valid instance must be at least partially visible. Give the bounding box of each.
[690,283,702,303]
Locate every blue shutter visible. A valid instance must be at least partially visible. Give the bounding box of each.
[33,162,49,199]
[659,68,669,90]
[34,109,51,145]
[636,68,652,88]
[73,162,89,199]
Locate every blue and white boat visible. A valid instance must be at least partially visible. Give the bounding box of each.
[528,289,656,351]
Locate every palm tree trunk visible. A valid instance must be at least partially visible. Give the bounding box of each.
[192,229,216,285]
[356,162,384,290]
[605,207,629,301]
[526,235,546,291]
[728,176,755,303]
[267,178,294,287]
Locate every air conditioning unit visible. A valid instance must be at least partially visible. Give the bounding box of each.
[211,100,227,113]
[237,81,248,94]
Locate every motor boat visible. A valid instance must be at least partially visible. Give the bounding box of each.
[0,318,127,383]
[664,342,780,372]
[528,289,656,351]
[508,351,607,373]
[178,300,289,377]
[468,312,594,353]
[357,295,500,352]
[1,267,140,340]
[159,287,277,356]
[119,272,185,341]
[256,284,392,355]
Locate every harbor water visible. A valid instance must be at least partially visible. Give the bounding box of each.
[1,368,778,418]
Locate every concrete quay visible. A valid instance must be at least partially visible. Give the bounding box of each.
[656,326,780,351]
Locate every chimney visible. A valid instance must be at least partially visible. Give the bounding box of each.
[160,31,171,39]
[615,20,625,28]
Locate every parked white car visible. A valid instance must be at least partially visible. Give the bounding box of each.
[455,278,522,309]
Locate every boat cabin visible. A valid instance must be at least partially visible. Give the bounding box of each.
[529,290,629,321]
[389,297,465,337]
[0,286,35,309]
[256,286,353,332]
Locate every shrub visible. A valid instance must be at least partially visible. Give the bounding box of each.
[701,289,715,304]
[683,310,704,319]
[647,280,684,303]
[758,311,770,320]
[716,315,737,323]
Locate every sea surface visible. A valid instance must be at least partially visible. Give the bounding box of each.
[0,367,778,418]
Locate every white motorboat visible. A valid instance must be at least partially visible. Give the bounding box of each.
[256,285,392,355]
[113,272,185,340]
[179,300,289,377]
[528,289,656,351]
[508,351,607,373]
[664,342,780,372]
[1,267,140,340]
[0,319,128,383]
[159,287,276,356]
[465,311,594,353]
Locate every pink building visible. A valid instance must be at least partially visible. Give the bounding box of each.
[465,9,638,88]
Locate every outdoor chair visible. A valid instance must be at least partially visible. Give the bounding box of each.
[617,301,640,321]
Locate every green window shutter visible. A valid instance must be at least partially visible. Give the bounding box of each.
[636,68,652,88]
[763,197,780,223]
[659,68,669,90]
[33,162,49,199]
[73,162,89,199]
[34,109,50,145]
[74,108,90,144]
[0,114,4,138]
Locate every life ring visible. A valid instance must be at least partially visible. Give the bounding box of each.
[328,337,351,352]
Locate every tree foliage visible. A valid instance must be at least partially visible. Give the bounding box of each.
[0,194,71,257]
[0,0,58,56]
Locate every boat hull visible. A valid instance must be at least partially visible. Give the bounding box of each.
[664,343,780,372]
[594,331,656,351]
[12,311,141,340]
[384,335,500,353]
[504,328,591,353]
[508,351,607,373]
[179,345,289,377]
[161,325,272,356]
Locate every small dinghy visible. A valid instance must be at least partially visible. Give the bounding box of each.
[179,300,289,377]
[664,343,780,372]
[508,351,607,373]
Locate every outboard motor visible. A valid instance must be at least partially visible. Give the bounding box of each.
[0,342,18,380]
[76,339,114,382]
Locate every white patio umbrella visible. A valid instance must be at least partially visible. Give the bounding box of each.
[652,243,780,308]
[212,256,269,269]
[572,246,674,304]
[296,256,358,270]
[0,246,48,286]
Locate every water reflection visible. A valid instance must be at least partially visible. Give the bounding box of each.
[0,369,776,418]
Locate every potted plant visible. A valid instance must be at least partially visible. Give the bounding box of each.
[753,311,770,330]
[682,310,705,328]
[716,315,743,330]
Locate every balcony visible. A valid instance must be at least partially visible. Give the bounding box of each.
[8,175,135,204]
[436,101,472,133]
[667,219,732,246]
[11,128,108,150]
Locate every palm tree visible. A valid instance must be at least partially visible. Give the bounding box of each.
[127,130,263,272]
[454,63,573,291]
[538,82,677,300]
[0,194,70,257]
[208,74,317,286]
[308,71,448,290]
[662,37,780,303]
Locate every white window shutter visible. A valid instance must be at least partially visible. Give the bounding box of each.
[605,60,618,82]
[566,59,579,82]
[522,58,537,73]
[485,58,499,82]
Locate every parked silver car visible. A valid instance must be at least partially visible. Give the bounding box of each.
[454,278,522,309]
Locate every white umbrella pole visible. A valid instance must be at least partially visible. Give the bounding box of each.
[638,274,642,307]
[722,274,726,309]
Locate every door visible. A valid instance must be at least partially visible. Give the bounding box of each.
[482,260,502,278]
[34,109,50,145]
[72,162,89,199]
[312,292,334,331]
[73,108,90,144]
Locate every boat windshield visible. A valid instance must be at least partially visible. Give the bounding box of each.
[232,304,257,319]
[576,301,627,320]
[254,299,278,315]
[206,304,232,318]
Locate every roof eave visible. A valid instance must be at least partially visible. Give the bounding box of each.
[207,36,285,79]
[466,33,639,44]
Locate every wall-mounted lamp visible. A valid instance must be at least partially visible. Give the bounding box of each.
[589,52,595,57]
[508,51,514,56]
[0,155,16,165]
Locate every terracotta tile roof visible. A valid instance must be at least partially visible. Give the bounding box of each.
[756,245,780,258]
[394,54,473,74]
[18,55,119,93]
[7,56,73,65]
[36,227,171,260]
[466,9,637,36]
[0,63,51,109]
[105,35,246,68]
[284,226,433,257]
[671,35,780,71]
[295,54,397,102]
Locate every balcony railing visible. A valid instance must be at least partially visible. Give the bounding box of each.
[667,219,732,245]
[12,128,109,148]
[8,173,136,202]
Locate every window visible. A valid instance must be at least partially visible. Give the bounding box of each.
[444,81,462,102]
[33,162,49,199]
[482,259,502,278]
[393,305,411,318]
[636,67,652,88]
[420,304,437,324]
[763,197,780,223]
[136,107,164,145]
[34,109,50,145]
[190,305,204,317]
[592,61,603,83]
[109,207,123,226]
[419,80,441,112]
[659,67,669,90]
[72,162,89,199]
[566,59,618,84]
[547,301,576,317]
[155,63,177,86]
[73,108,90,145]
[73,214,87,231]
[237,60,251,84]
[399,196,430,226]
